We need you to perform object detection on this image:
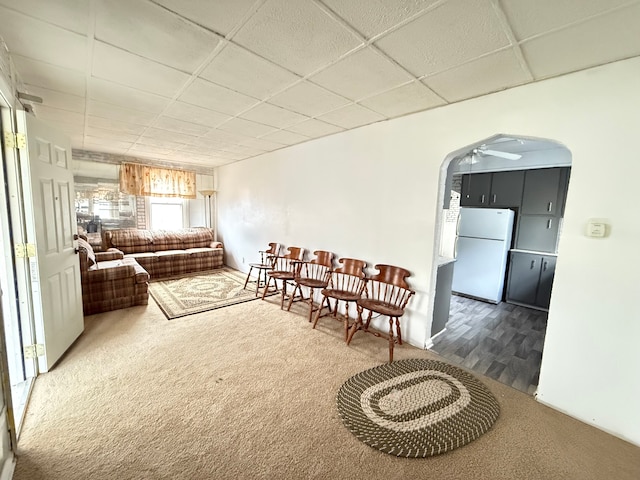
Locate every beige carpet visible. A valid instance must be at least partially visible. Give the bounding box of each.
[14,289,640,480]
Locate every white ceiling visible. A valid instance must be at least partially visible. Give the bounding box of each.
[1,0,639,169]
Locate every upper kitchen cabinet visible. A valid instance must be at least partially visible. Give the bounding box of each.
[521,168,569,215]
[488,170,524,207]
[460,170,524,208]
[460,173,492,206]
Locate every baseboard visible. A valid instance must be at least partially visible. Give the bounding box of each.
[424,328,447,349]
[0,456,16,480]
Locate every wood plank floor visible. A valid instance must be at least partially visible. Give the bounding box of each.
[429,294,548,395]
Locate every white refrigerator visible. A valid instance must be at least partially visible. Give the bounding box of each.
[452,207,515,304]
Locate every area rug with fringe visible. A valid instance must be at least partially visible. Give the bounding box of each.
[337,358,500,457]
[149,267,269,320]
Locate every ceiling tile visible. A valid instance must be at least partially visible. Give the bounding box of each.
[153,0,258,36]
[240,102,309,129]
[204,129,252,145]
[11,55,86,96]
[163,101,231,128]
[136,137,188,151]
[269,81,350,117]
[152,116,211,136]
[95,0,220,73]
[320,0,441,39]
[87,116,148,135]
[501,0,633,41]
[423,49,531,102]
[359,81,445,117]
[87,100,159,125]
[217,117,277,138]
[200,42,300,99]
[261,130,310,146]
[310,47,414,101]
[92,41,190,98]
[179,78,259,115]
[25,85,85,113]
[84,136,134,149]
[0,7,87,71]
[233,0,362,76]
[142,127,198,145]
[286,118,345,137]
[522,4,640,80]
[89,78,171,113]
[128,144,176,156]
[316,104,385,129]
[34,104,84,126]
[82,144,128,154]
[218,144,266,156]
[239,137,286,151]
[374,0,511,76]
[0,0,89,35]
[85,126,140,143]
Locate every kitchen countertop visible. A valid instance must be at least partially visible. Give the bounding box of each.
[510,249,558,256]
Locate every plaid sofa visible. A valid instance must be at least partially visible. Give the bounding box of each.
[77,237,150,315]
[102,227,223,279]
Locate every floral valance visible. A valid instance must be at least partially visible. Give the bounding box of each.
[119,163,196,199]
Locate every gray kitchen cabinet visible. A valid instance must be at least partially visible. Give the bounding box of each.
[521,168,562,215]
[506,252,557,310]
[460,173,492,206]
[488,170,524,207]
[515,215,559,253]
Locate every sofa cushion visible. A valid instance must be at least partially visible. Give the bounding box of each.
[185,247,217,258]
[104,228,154,254]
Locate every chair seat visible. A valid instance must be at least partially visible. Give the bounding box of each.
[357,298,404,317]
[322,288,361,302]
[296,278,328,289]
[249,262,272,269]
[269,271,295,280]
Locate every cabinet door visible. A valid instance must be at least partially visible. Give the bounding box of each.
[489,170,524,207]
[521,168,561,215]
[460,173,491,206]
[536,256,557,309]
[506,252,541,306]
[516,215,559,253]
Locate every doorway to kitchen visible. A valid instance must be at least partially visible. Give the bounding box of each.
[429,134,572,396]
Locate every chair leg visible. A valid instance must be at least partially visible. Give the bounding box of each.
[388,317,395,363]
[312,296,329,329]
[286,284,300,312]
[280,280,287,309]
[395,317,403,345]
[261,276,273,300]
[243,265,254,290]
[307,287,315,323]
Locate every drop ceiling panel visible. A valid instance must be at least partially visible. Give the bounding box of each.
[136,137,189,151]
[11,55,86,96]
[0,0,89,35]
[261,130,310,146]
[239,137,286,151]
[84,137,134,149]
[316,104,385,129]
[320,0,441,39]
[33,105,84,126]
[269,81,350,117]
[203,129,252,145]
[522,4,640,80]
[310,47,413,101]
[152,0,259,37]
[240,102,309,129]
[92,42,190,98]
[87,116,148,135]
[85,126,140,143]
[95,0,220,73]
[141,127,198,145]
[25,85,85,113]
[200,43,300,100]
[374,0,511,77]
[0,7,87,71]
[286,118,345,138]
[217,117,277,137]
[501,0,634,41]
[163,101,231,128]
[424,49,531,102]
[178,78,259,115]
[360,81,445,117]
[233,0,362,76]
[89,78,171,113]
[152,116,211,136]
[87,100,159,125]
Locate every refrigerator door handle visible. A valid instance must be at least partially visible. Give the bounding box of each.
[453,236,459,259]
[455,212,461,236]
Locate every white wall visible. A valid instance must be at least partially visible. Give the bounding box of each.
[218,57,640,446]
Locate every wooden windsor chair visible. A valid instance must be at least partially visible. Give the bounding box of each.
[261,246,305,309]
[286,250,334,322]
[312,258,366,341]
[347,264,415,362]
[243,242,281,296]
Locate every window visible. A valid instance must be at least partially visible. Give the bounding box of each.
[148,197,187,231]
[74,180,137,232]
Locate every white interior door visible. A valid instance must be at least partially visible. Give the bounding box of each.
[18,112,83,372]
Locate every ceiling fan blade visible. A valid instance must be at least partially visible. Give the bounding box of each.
[478,148,522,160]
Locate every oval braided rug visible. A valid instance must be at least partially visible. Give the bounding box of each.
[336,359,500,457]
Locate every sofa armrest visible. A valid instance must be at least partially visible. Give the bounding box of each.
[84,265,136,283]
[210,241,223,249]
[95,249,124,261]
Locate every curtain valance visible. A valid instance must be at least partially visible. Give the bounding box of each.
[119,163,196,199]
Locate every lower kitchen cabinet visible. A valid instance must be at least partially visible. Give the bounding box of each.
[506,252,557,310]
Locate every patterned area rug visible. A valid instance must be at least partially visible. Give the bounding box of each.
[149,268,269,320]
[336,359,500,457]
